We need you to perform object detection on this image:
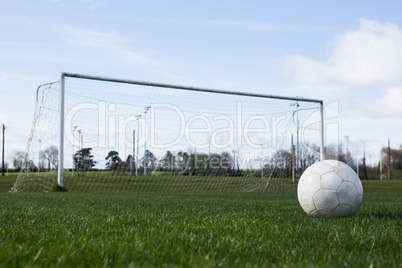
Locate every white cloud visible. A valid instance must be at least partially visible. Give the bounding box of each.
[61,26,123,49]
[281,19,402,86]
[203,20,311,32]
[358,87,402,118]
[134,17,335,34]
[0,113,7,124]
[113,49,163,66]
[80,0,102,10]
[0,73,53,85]
[60,26,163,66]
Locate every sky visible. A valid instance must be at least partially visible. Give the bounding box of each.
[1,0,402,167]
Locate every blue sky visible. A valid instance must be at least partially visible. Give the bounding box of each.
[1,0,402,166]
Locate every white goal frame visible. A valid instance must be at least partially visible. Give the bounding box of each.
[57,72,325,187]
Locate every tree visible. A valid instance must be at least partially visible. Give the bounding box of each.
[40,145,58,171]
[381,145,402,170]
[381,144,402,180]
[105,150,121,170]
[190,153,208,175]
[143,150,157,170]
[177,150,233,176]
[13,151,36,172]
[209,152,233,176]
[272,149,292,178]
[220,152,232,170]
[73,148,97,172]
[325,143,356,169]
[177,151,189,170]
[0,162,8,173]
[126,155,135,175]
[299,143,320,171]
[13,151,26,171]
[161,151,175,170]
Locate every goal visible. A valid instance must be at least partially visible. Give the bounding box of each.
[11,73,325,192]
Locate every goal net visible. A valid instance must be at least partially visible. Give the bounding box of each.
[11,73,324,192]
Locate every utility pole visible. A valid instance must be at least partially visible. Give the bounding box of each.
[356,159,359,177]
[81,134,84,174]
[232,150,239,171]
[345,136,349,165]
[132,130,135,176]
[135,115,141,176]
[72,126,77,176]
[77,130,82,174]
[143,106,151,176]
[291,101,300,176]
[259,144,265,178]
[2,124,5,176]
[38,139,41,176]
[291,134,295,182]
[296,106,299,176]
[207,134,211,155]
[362,149,368,180]
[380,156,382,181]
[388,138,391,180]
[144,141,147,175]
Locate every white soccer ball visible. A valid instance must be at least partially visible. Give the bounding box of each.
[297,160,363,217]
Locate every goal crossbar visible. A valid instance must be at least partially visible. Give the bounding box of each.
[61,72,323,104]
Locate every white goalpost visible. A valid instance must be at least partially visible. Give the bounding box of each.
[12,72,325,192]
[58,73,65,187]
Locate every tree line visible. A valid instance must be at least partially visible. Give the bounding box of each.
[4,143,402,180]
[103,149,239,177]
[10,145,58,173]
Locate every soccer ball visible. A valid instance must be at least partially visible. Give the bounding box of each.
[297,160,363,217]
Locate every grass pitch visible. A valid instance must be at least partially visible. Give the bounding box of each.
[0,184,401,267]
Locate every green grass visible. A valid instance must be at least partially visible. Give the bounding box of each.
[0,191,401,267]
[3,172,402,193]
[1,174,401,266]
[0,173,17,192]
[360,180,402,193]
[10,172,298,193]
